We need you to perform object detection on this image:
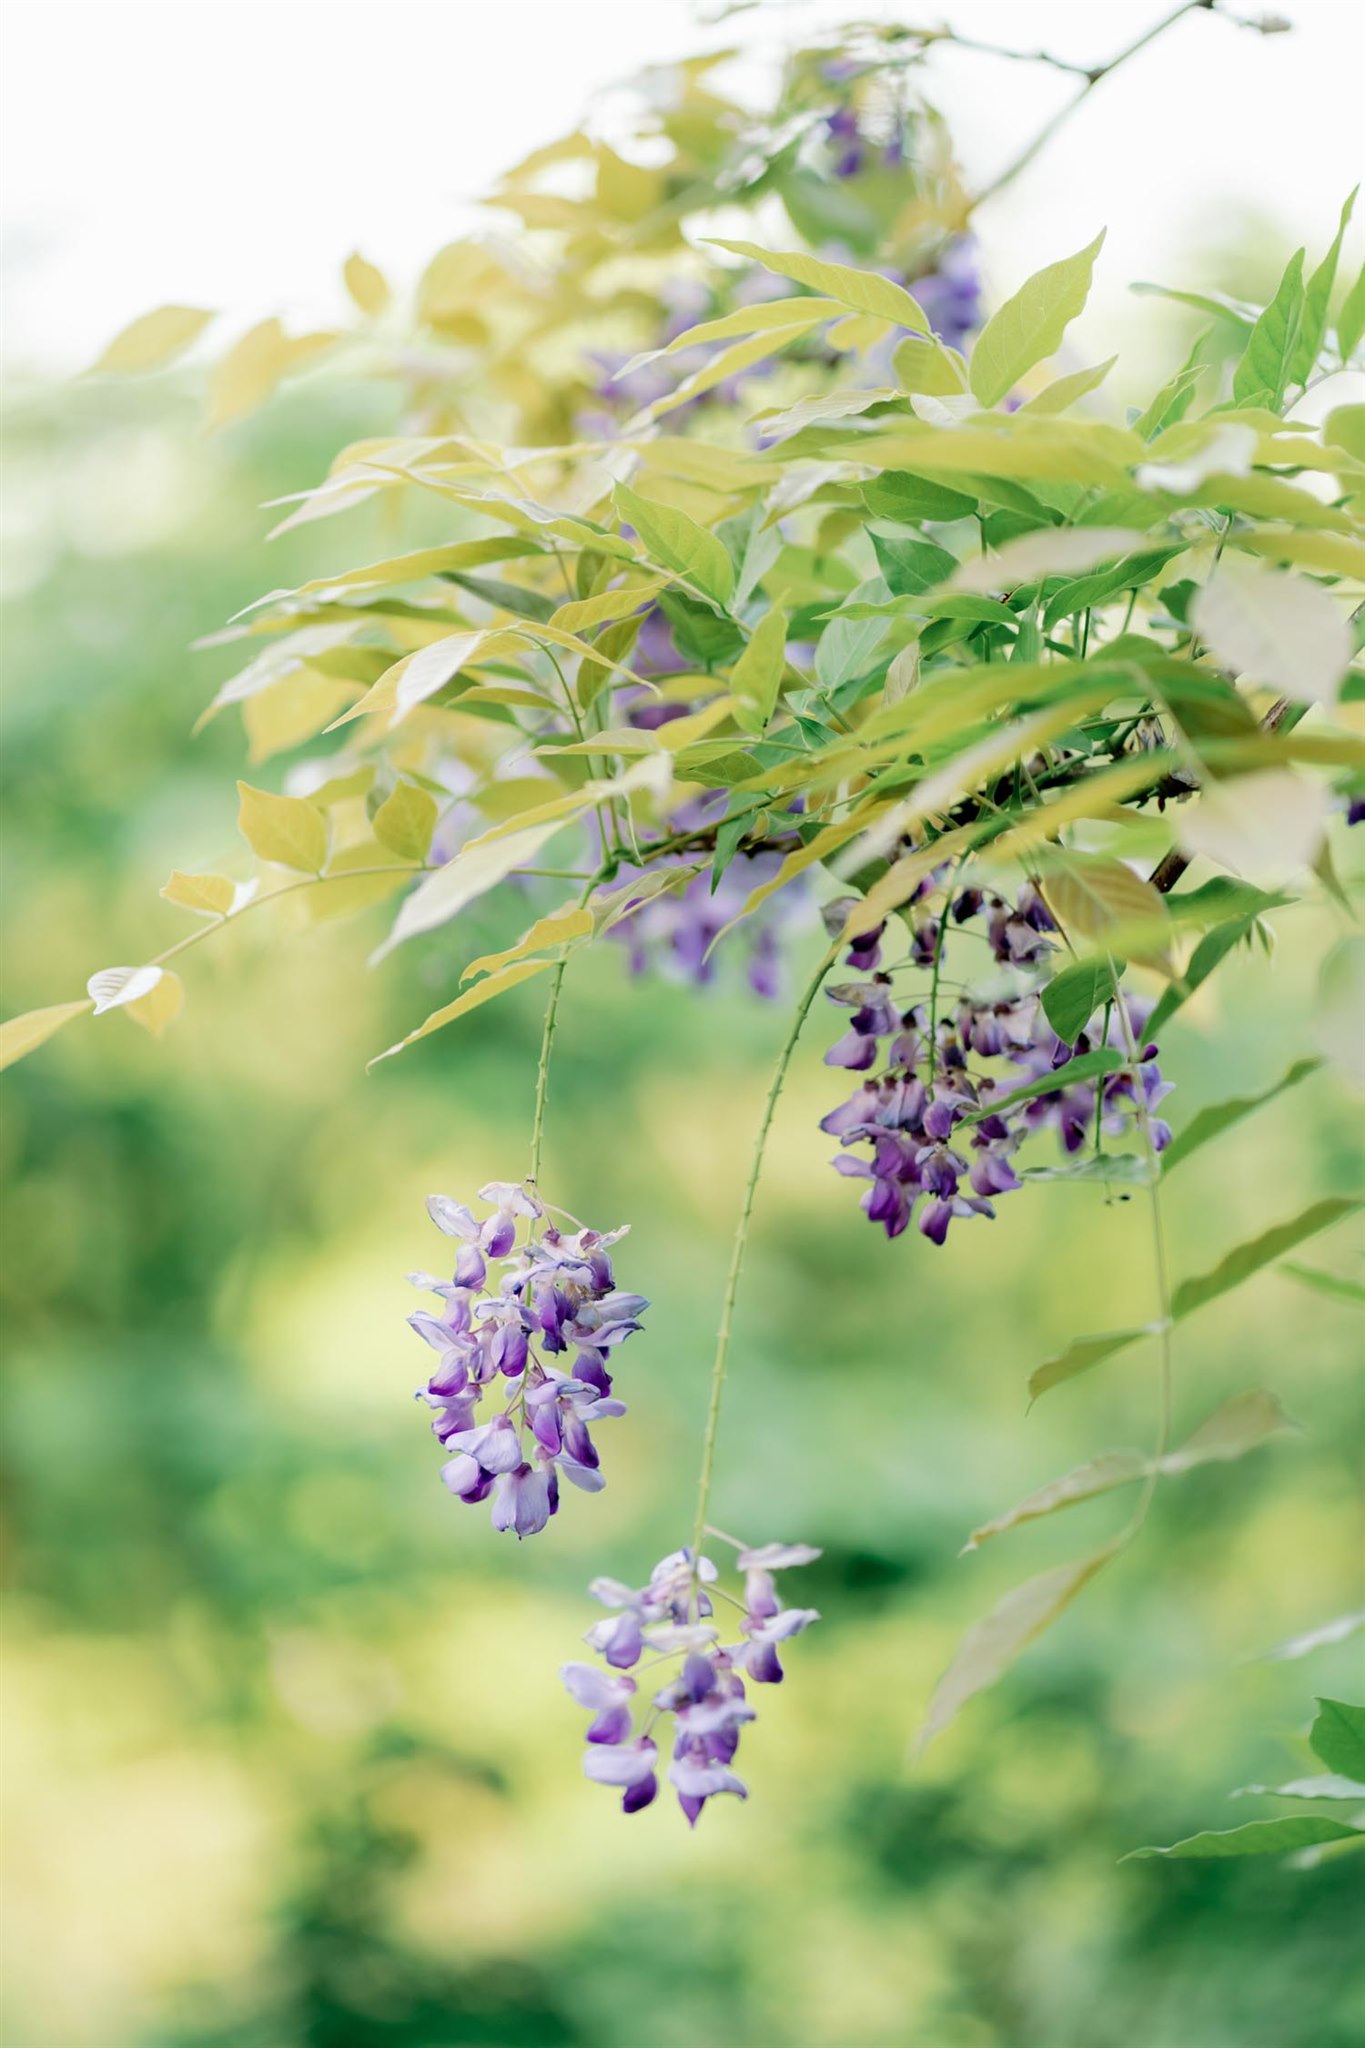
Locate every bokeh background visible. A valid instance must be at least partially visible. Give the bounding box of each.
[3,4,1365,2045]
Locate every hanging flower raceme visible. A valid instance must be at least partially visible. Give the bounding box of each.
[819,883,1174,1246]
[562,1540,821,1825]
[408,1185,647,1536]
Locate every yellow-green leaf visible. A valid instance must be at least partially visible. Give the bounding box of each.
[372,782,438,863]
[343,250,390,316]
[730,605,788,735]
[614,483,734,607]
[1019,357,1118,415]
[463,903,595,983]
[892,335,969,396]
[125,969,184,1038]
[705,238,930,332]
[970,232,1106,407]
[90,304,214,375]
[160,871,237,917]
[87,964,165,1014]
[948,526,1147,594]
[236,781,328,872]
[370,958,554,1066]
[1040,854,1170,963]
[0,999,92,1072]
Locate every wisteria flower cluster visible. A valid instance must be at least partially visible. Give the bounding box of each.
[562,1541,821,1825]
[408,1184,647,1537]
[820,885,1174,1245]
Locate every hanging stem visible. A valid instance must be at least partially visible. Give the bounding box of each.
[528,869,606,1188]
[1106,964,1176,1537]
[689,940,839,1583]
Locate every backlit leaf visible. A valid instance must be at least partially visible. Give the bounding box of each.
[1018,357,1118,415]
[236,781,327,872]
[0,1000,92,1072]
[1281,1263,1365,1308]
[730,605,788,735]
[462,903,595,983]
[372,782,438,864]
[614,484,735,608]
[125,969,184,1039]
[87,964,165,1015]
[375,819,566,956]
[704,239,929,332]
[1292,189,1357,382]
[1028,1326,1159,1403]
[370,959,554,1066]
[949,527,1147,595]
[90,304,214,375]
[161,871,237,917]
[343,250,390,316]
[969,232,1106,408]
[1232,249,1305,406]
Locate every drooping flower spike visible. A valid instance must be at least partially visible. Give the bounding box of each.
[564,1539,820,1825]
[820,878,1173,1245]
[409,1183,647,1536]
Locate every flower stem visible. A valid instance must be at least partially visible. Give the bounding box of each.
[528,870,605,1188]
[689,941,838,1584]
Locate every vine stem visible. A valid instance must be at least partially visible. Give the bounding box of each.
[689,940,839,1583]
[1106,962,1176,1539]
[971,0,1217,208]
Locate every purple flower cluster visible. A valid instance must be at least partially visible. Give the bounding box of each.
[409,1184,647,1536]
[605,789,807,1000]
[910,237,983,354]
[819,885,1174,1245]
[563,1540,820,1824]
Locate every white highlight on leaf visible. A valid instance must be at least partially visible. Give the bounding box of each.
[1135,423,1257,493]
[1177,768,1330,884]
[87,964,164,1015]
[1190,556,1352,705]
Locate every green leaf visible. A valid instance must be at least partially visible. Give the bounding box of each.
[1281,1263,1365,1308]
[1170,1196,1364,1321]
[1234,1775,1365,1801]
[1233,249,1306,406]
[372,782,438,863]
[442,570,556,622]
[1310,1699,1365,1780]
[1145,915,1256,1039]
[1028,1325,1158,1404]
[965,1452,1148,1551]
[236,781,327,872]
[704,238,930,332]
[1125,1817,1364,1861]
[870,531,959,596]
[863,473,978,523]
[1040,959,1113,1045]
[1130,281,1258,328]
[969,232,1106,407]
[0,999,92,1073]
[815,576,891,688]
[962,1048,1125,1127]
[614,483,735,608]
[916,1549,1115,1751]
[730,605,788,735]
[1160,1057,1322,1174]
[1293,189,1357,382]
[1336,258,1365,361]
[949,525,1148,595]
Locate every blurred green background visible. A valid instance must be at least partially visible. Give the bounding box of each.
[2,351,1363,2048]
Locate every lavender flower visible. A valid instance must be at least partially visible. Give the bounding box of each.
[910,238,983,354]
[409,1185,645,1535]
[564,1539,820,1825]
